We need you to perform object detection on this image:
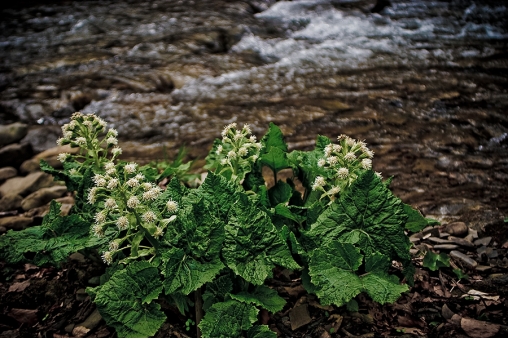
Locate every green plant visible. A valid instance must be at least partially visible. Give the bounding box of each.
[0,115,434,337]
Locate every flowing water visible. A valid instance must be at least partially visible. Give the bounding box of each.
[1,0,507,226]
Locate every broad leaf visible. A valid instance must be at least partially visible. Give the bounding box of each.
[403,203,439,232]
[202,274,234,312]
[260,146,290,174]
[422,251,450,271]
[89,261,165,338]
[199,299,259,338]
[223,194,299,285]
[230,285,286,313]
[247,325,278,338]
[308,241,363,306]
[261,122,288,152]
[268,180,293,206]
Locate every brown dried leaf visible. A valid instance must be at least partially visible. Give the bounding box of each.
[9,308,38,326]
[8,280,30,293]
[461,317,500,338]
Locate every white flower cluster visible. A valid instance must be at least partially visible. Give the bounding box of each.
[312,135,381,201]
[214,123,262,183]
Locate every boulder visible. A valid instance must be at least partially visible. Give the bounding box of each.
[21,186,68,211]
[0,122,28,146]
[0,216,33,231]
[0,143,33,168]
[0,193,23,211]
[0,171,54,197]
[0,167,17,182]
[19,125,62,154]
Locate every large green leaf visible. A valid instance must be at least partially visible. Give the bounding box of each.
[260,146,290,174]
[247,325,277,338]
[261,122,288,152]
[403,203,439,232]
[199,299,259,338]
[230,285,286,313]
[89,261,165,338]
[268,180,293,207]
[223,194,299,285]
[305,170,411,267]
[202,274,234,312]
[162,199,225,294]
[308,241,363,306]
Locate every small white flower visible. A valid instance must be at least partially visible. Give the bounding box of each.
[57,153,70,163]
[220,158,228,165]
[337,167,349,179]
[93,174,107,187]
[216,145,223,155]
[112,146,122,157]
[233,131,243,141]
[317,159,326,167]
[375,171,383,179]
[101,251,113,265]
[94,211,107,224]
[364,149,374,158]
[361,158,372,170]
[92,224,104,237]
[106,136,118,145]
[251,154,258,162]
[104,198,117,209]
[333,144,342,153]
[63,131,73,139]
[107,178,119,189]
[327,156,338,166]
[109,241,119,251]
[227,150,236,159]
[153,227,164,239]
[135,173,145,181]
[337,134,346,141]
[142,182,153,191]
[127,196,140,209]
[88,187,98,204]
[69,168,78,176]
[104,162,115,171]
[345,136,355,147]
[243,124,252,135]
[249,135,257,143]
[324,144,333,157]
[344,152,356,162]
[166,199,178,213]
[56,138,65,146]
[126,178,140,188]
[328,186,341,195]
[116,216,129,230]
[238,147,248,156]
[124,163,137,174]
[108,128,118,137]
[142,211,157,223]
[143,187,160,201]
[312,176,327,191]
[75,137,87,146]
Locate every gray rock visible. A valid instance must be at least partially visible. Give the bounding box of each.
[475,265,492,272]
[0,122,28,146]
[434,244,459,250]
[444,222,469,237]
[448,236,475,248]
[474,237,492,247]
[450,250,478,268]
[465,156,494,169]
[428,237,452,244]
[436,156,463,171]
[0,171,54,197]
[0,216,33,230]
[19,125,62,154]
[0,167,17,181]
[0,193,23,211]
[0,143,33,168]
[21,185,67,211]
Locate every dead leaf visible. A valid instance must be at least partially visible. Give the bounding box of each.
[398,315,425,328]
[461,317,500,338]
[8,280,30,293]
[283,284,306,298]
[395,327,424,336]
[308,295,333,311]
[72,326,90,338]
[462,289,499,301]
[9,308,38,326]
[24,263,37,272]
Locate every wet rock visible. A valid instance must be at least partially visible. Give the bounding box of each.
[474,237,492,247]
[444,222,468,237]
[0,122,28,146]
[21,185,67,211]
[0,193,23,212]
[0,216,33,231]
[0,143,33,168]
[450,250,478,268]
[448,236,475,249]
[465,156,494,169]
[0,167,17,181]
[0,171,53,197]
[20,125,62,154]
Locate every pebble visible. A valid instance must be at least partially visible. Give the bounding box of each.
[0,167,17,182]
[0,143,33,168]
[76,288,88,301]
[0,216,34,231]
[72,309,102,338]
[475,265,492,272]
[448,236,475,249]
[444,222,469,237]
[428,237,452,244]
[450,250,478,268]
[20,185,67,211]
[0,194,23,212]
[0,122,28,146]
[474,237,492,247]
[0,171,53,197]
[434,244,459,250]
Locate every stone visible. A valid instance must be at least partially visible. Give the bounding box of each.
[0,167,17,181]
[474,237,492,247]
[76,288,88,302]
[428,237,452,244]
[444,222,468,237]
[448,236,475,249]
[20,156,60,174]
[19,125,63,154]
[0,216,33,230]
[475,265,492,272]
[0,122,28,146]
[450,250,478,268]
[0,143,33,168]
[441,304,455,320]
[0,171,53,197]
[0,226,6,234]
[289,303,312,331]
[72,309,102,338]
[465,156,494,169]
[434,244,459,250]
[21,185,67,211]
[0,193,23,211]
[34,144,79,160]
[460,317,499,338]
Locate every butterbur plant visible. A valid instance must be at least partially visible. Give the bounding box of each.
[0,115,438,338]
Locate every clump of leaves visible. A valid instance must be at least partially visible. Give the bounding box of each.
[0,116,435,338]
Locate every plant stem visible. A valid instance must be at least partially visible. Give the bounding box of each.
[195,287,203,338]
